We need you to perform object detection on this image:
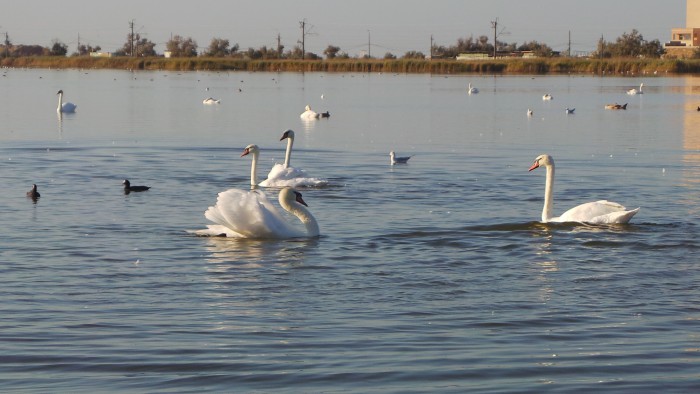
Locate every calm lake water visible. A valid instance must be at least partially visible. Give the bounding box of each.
[1,68,699,393]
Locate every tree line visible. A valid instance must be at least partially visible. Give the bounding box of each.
[0,29,671,60]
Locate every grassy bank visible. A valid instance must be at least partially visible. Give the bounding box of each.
[3,56,700,75]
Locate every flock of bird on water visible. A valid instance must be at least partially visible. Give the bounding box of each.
[41,81,643,239]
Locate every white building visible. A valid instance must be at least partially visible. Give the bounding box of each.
[666,0,700,57]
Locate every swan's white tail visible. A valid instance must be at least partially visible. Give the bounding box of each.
[591,207,640,224]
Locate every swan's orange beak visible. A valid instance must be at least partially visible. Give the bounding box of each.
[528,162,540,171]
[295,191,308,207]
[241,148,250,157]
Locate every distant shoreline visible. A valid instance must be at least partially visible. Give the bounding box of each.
[2,56,700,75]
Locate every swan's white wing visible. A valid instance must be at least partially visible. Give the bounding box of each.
[588,207,640,224]
[555,200,639,224]
[300,110,319,119]
[259,163,327,187]
[203,188,304,238]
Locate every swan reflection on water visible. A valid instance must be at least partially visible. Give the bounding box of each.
[301,116,316,132]
[57,112,63,136]
[202,236,320,266]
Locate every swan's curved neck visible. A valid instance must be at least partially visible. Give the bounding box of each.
[283,136,294,169]
[57,92,63,112]
[249,150,259,186]
[542,163,555,222]
[281,197,319,237]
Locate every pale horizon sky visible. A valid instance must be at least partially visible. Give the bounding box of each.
[2,1,686,56]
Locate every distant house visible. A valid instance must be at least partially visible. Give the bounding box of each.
[665,0,700,57]
[456,53,489,61]
[164,51,172,58]
[90,52,112,58]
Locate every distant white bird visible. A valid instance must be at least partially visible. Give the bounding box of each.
[468,83,479,94]
[542,94,553,101]
[203,97,221,104]
[390,151,412,165]
[56,90,76,113]
[300,105,320,119]
[565,107,575,114]
[627,83,644,95]
[527,109,534,117]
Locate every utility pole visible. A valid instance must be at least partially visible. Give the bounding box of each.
[298,19,315,60]
[277,33,282,58]
[568,30,571,57]
[491,18,498,58]
[4,32,9,58]
[129,20,135,57]
[299,19,306,59]
[367,30,371,58]
[430,34,433,59]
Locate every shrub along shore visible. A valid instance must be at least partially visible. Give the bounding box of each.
[3,56,700,75]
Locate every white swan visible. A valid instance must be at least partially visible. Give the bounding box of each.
[627,83,644,95]
[468,83,479,94]
[259,129,327,187]
[542,94,553,101]
[203,97,221,104]
[300,105,320,119]
[56,90,76,113]
[240,144,263,186]
[197,187,320,239]
[528,154,639,224]
[390,151,412,165]
[527,109,534,117]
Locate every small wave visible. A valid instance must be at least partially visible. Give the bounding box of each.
[375,221,629,240]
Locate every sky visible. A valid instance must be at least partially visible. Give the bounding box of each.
[2,0,686,56]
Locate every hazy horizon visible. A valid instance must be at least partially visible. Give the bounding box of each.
[3,0,685,56]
